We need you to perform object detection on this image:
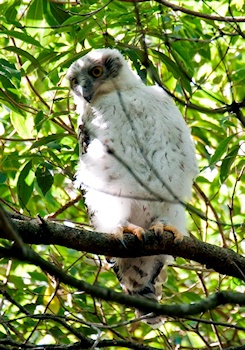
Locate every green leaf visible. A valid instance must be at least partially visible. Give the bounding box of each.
[4,2,18,24]
[36,164,53,196]
[58,50,91,69]
[30,133,67,150]
[4,46,45,74]
[0,30,43,47]
[8,275,26,289]
[44,1,70,26]
[0,58,21,88]
[0,172,7,184]
[26,0,43,23]
[17,160,34,208]
[220,146,239,184]
[152,49,192,94]
[61,16,83,26]
[10,111,34,139]
[34,111,45,132]
[209,134,236,167]
[0,89,24,115]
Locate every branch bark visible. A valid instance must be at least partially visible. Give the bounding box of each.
[1,210,245,322]
[2,212,245,282]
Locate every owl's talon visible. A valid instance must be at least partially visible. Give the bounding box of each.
[150,222,183,244]
[105,256,114,264]
[115,223,145,242]
[149,222,163,237]
[118,236,127,249]
[115,227,127,248]
[150,223,160,234]
[141,231,147,243]
[125,224,145,241]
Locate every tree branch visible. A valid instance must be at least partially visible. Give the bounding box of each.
[1,210,245,324]
[119,0,245,22]
[2,212,245,282]
[0,337,161,350]
[1,242,245,320]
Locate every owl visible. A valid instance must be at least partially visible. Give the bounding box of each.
[67,48,198,325]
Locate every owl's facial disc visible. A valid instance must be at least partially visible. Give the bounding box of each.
[81,65,104,102]
[68,51,123,103]
[69,71,96,102]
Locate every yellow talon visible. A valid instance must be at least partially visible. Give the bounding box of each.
[114,222,146,247]
[150,222,183,244]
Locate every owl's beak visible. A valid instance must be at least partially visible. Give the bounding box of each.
[82,85,94,103]
[83,92,93,103]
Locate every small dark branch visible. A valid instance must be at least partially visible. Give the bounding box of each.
[229,101,245,127]
[0,206,24,250]
[47,194,82,219]
[0,284,30,315]
[194,183,226,247]
[224,346,245,350]
[182,315,245,331]
[1,213,245,282]
[148,60,245,125]
[64,0,113,17]
[0,244,245,320]
[90,339,163,350]
[0,338,160,350]
[235,108,245,122]
[119,0,245,22]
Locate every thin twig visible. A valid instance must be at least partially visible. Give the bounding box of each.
[120,0,245,22]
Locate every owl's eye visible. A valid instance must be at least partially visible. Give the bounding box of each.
[71,77,78,87]
[90,66,103,78]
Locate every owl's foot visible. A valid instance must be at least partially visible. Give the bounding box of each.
[150,221,183,244]
[115,222,145,247]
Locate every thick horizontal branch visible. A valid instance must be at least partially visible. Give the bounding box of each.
[1,211,245,323]
[0,341,158,350]
[2,213,245,282]
[2,338,245,350]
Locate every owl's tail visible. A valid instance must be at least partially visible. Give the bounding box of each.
[112,257,167,327]
[131,283,164,327]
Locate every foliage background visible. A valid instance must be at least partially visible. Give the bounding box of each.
[0,0,245,349]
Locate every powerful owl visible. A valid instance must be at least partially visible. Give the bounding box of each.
[67,48,198,325]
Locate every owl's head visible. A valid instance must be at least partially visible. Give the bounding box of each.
[67,48,141,103]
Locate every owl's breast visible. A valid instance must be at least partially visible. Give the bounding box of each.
[77,89,197,201]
